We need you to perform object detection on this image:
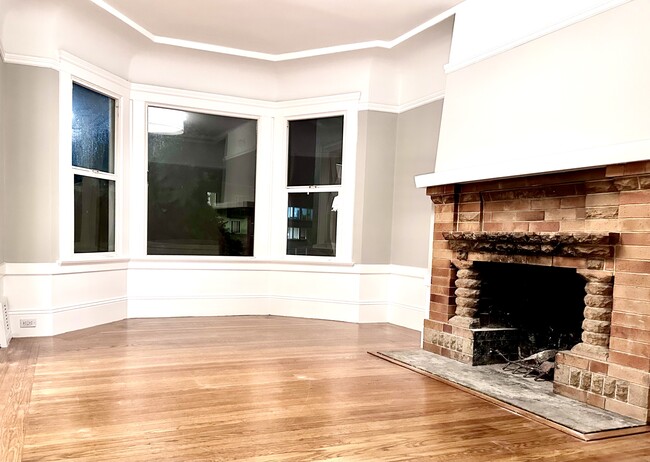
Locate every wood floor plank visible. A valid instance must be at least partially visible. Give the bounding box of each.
[1,316,649,461]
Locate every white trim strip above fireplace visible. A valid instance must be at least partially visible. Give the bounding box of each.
[414,138,650,188]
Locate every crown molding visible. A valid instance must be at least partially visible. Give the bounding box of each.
[89,0,458,62]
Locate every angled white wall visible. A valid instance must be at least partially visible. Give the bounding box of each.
[429,0,650,185]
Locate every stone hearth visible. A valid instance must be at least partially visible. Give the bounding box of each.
[423,161,650,422]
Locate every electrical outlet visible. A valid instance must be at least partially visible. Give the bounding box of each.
[20,319,37,328]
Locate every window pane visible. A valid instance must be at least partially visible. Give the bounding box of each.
[286,192,337,257]
[288,116,343,186]
[147,107,257,256]
[72,83,115,173]
[74,175,115,253]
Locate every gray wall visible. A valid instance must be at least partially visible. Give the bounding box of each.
[355,111,398,264]
[3,64,59,263]
[390,100,443,268]
[354,103,443,268]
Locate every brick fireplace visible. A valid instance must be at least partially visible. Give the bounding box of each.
[423,160,650,422]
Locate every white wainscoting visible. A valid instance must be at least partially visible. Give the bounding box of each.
[4,261,430,337]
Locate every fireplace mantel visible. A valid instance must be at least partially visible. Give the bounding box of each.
[443,231,619,259]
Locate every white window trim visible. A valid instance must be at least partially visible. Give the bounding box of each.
[130,91,273,260]
[273,99,359,263]
[58,58,129,263]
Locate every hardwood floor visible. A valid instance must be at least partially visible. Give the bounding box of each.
[2,316,650,461]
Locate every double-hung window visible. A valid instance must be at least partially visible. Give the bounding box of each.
[72,83,116,253]
[286,116,343,257]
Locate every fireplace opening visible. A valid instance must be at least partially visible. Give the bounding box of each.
[471,262,585,365]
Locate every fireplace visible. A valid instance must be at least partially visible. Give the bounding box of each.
[423,161,650,422]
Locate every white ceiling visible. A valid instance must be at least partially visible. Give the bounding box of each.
[91,0,464,60]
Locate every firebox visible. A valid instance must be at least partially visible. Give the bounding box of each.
[423,161,650,423]
[468,262,585,365]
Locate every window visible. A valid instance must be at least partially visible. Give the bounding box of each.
[286,116,343,257]
[147,107,257,256]
[72,83,116,253]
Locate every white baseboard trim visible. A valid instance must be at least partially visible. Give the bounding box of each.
[5,263,430,337]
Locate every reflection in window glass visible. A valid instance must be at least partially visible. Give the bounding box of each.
[286,193,337,256]
[74,175,115,253]
[288,116,343,186]
[72,83,115,173]
[147,107,257,256]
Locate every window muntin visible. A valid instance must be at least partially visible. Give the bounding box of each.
[147,107,257,257]
[286,115,343,257]
[71,83,117,254]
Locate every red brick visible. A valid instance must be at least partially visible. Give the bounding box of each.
[458,193,481,203]
[614,285,650,302]
[428,311,451,323]
[431,294,454,305]
[616,260,650,274]
[625,161,650,175]
[531,198,561,210]
[427,185,455,195]
[615,246,650,260]
[615,273,650,288]
[586,393,606,409]
[530,221,560,232]
[619,204,650,218]
[613,298,650,315]
[423,342,442,355]
[559,220,586,232]
[436,204,455,213]
[609,338,650,358]
[605,164,626,177]
[608,364,650,387]
[443,324,453,334]
[620,190,650,205]
[459,202,481,213]
[555,352,589,369]
[552,256,588,268]
[515,211,545,221]
[612,312,650,330]
[561,196,586,208]
[423,318,443,332]
[457,223,481,232]
[586,193,620,207]
[611,325,650,345]
[604,398,649,422]
[544,209,578,221]
[621,219,650,232]
[609,351,650,371]
[620,233,650,246]
[589,360,609,374]
[584,219,620,233]
[491,211,516,222]
[554,382,587,402]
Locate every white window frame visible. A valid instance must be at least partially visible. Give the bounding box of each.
[129,86,274,261]
[272,97,359,263]
[58,56,129,262]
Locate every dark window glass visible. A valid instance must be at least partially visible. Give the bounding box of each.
[147,107,257,256]
[72,83,115,173]
[287,116,343,186]
[74,175,115,253]
[286,192,337,257]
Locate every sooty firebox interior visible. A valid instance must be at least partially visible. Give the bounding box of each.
[472,262,585,364]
